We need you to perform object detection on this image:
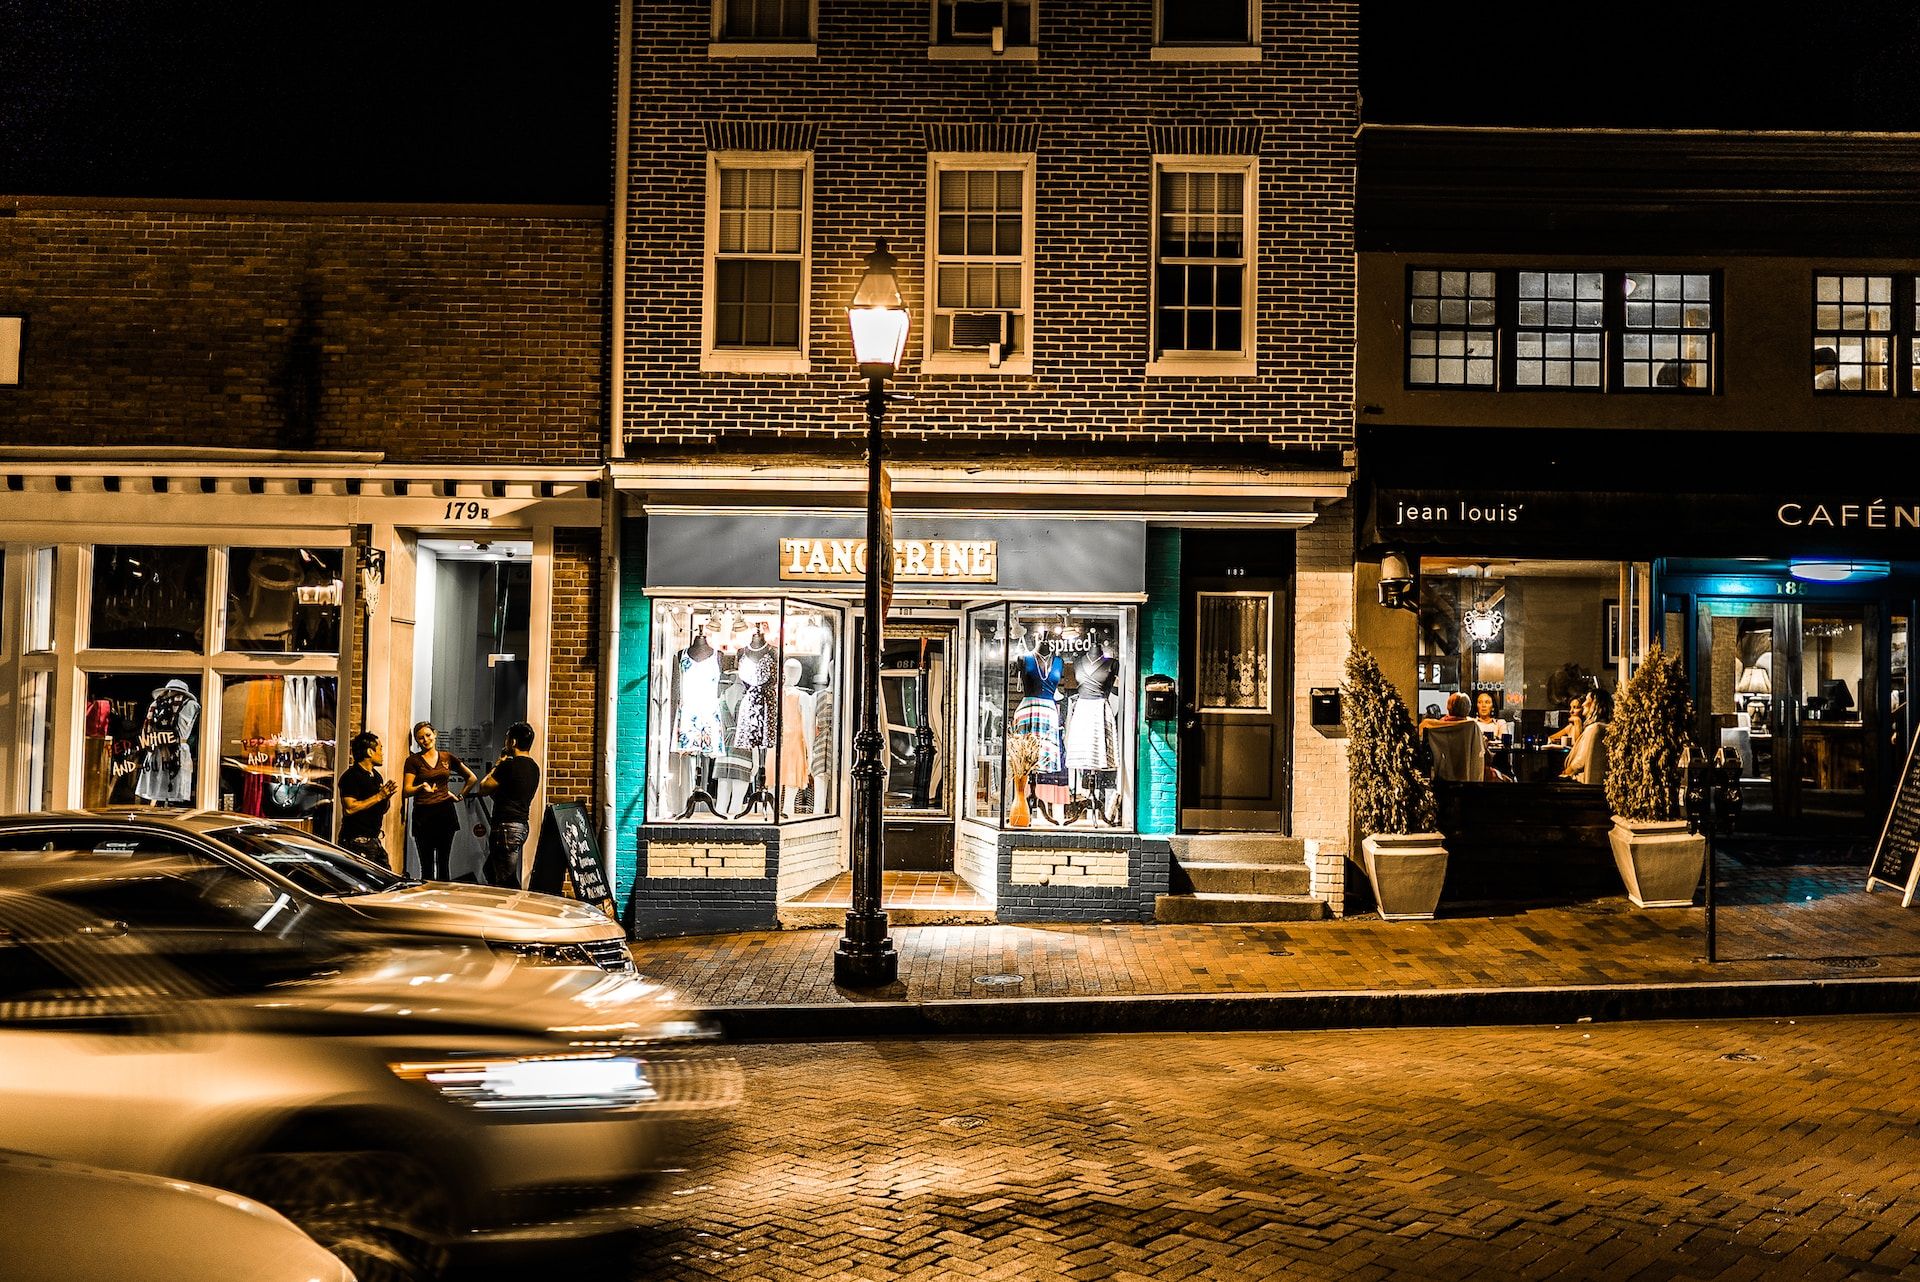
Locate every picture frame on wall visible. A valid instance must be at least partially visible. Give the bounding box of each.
[1603,599,1643,666]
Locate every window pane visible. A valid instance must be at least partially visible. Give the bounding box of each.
[1161,0,1250,44]
[1407,266,1498,387]
[24,672,53,812]
[225,548,343,654]
[90,546,206,650]
[218,675,338,832]
[1814,274,1893,394]
[26,547,54,653]
[720,0,809,41]
[86,673,202,809]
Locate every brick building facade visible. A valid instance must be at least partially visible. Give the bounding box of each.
[612,1,1360,932]
[0,197,608,880]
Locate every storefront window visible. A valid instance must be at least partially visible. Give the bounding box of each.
[967,610,1007,822]
[84,673,203,808]
[23,672,53,812]
[646,598,842,824]
[90,546,206,650]
[218,674,338,833]
[969,603,1134,829]
[26,547,54,653]
[1417,559,1641,782]
[225,548,344,653]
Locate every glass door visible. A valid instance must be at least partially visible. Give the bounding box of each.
[1697,600,1781,824]
[857,617,956,871]
[1792,604,1874,828]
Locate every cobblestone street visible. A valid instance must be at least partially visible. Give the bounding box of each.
[593,1018,1920,1281]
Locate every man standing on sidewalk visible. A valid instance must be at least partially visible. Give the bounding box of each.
[337,731,398,866]
[467,720,540,889]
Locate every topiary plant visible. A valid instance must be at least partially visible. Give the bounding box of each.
[1604,641,1694,822]
[1343,637,1436,838]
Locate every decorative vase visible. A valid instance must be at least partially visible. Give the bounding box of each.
[1008,777,1031,828]
[1359,832,1449,921]
[1607,817,1706,908]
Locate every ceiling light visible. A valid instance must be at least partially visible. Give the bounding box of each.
[1788,560,1889,583]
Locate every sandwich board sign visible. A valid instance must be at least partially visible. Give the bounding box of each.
[1867,732,1920,906]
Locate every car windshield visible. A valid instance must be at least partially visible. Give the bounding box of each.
[213,826,406,897]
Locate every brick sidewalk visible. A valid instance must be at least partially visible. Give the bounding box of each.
[629,868,1920,1010]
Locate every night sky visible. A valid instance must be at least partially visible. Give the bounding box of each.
[6,3,1920,204]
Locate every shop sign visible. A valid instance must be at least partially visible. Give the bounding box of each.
[778,537,998,584]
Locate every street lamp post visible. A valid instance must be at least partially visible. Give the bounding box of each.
[835,241,908,988]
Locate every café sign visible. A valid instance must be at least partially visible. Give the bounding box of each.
[779,537,998,583]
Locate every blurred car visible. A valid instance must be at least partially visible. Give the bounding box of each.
[0,809,634,974]
[0,1148,354,1282]
[0,865,741,1281]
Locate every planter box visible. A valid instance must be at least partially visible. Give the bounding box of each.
[1607,817,1706,909]
[1360,832,1449,921]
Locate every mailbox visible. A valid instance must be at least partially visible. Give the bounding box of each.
[1143,674,1178,722]
[1309,687,1342,729]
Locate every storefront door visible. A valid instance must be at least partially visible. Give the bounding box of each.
[1694,598,1880,833]
[1179,531,1293,832]
[865,621,954,871]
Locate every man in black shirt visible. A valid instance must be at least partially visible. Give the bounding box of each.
[467,721,540,889]
[337,731,398,867]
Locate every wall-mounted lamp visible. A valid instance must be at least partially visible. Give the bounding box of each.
[1378,550,1417,612]
[356,545,387,612]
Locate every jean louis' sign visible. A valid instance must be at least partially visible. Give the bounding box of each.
[779,537,998,583]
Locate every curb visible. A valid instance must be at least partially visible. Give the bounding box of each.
[698,975,1920,1041]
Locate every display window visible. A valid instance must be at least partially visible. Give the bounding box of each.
[90,546,207,651]
[218,674,338,832]
[225,548,344,654]
[23,671,53,812]
[25,547,53,654]
[647,597,843,824]
[84,673,204,808]
[967,603,1134,830]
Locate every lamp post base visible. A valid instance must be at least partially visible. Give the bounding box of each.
[833,910,898,987]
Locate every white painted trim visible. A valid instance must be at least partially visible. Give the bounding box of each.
[708,41,818,57]
[1149,45,1260,62]
[710,0,819,44]
[1149,152,1258,367]
[927,45,1037,61]
[923,151,1038,376]
[526,524,555,883]
[703,151,814,371]
[1144,355,1259,378]
[1152,0,1259,52]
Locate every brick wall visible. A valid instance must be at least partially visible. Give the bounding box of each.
[623,0,1356,454]
[1293,500,1354,914]
[0,202,606,463]
[547,529,601,812]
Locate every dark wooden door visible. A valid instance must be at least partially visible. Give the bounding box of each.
[1179,531,1293,831]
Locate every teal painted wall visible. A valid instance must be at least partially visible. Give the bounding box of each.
[612,518,650,921]
[1137,528,1180,836]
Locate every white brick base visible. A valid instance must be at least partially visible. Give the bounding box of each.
[646,842,766,879]
[1010,847,1128,887]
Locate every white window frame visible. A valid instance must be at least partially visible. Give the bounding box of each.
[702,151,814,375]
[709,0,818,58]
[1151,0,1260,61]
[1147,155,1258,377]
[927,0,1040,61]
[922,152,1036,377]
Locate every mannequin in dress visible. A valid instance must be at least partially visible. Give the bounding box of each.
[779,658,813,816]
[809,668,835,814]
[672,624,725,818]
[713,674,751,818]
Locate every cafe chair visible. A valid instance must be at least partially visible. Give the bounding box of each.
[1425,720,1486,783]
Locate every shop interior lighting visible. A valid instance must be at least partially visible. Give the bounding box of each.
[1788,560,1890,583]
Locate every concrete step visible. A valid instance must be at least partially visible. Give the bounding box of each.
[1177,861,1312,896]
[1153,892,1328,924]
[1169,833,1308,863]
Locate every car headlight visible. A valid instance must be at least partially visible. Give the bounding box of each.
[391,1053,660,1111]
[496,941,594,967]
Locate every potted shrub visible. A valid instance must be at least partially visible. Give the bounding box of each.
[1603,641,1705,908]
[1343,640,1447,921]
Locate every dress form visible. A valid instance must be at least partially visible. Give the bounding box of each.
[673,625,724,819]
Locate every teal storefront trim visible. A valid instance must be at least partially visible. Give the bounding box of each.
[612,518,650,922]
[1136,527,1180,836]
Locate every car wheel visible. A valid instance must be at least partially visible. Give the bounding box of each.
[217,1148,453,1282]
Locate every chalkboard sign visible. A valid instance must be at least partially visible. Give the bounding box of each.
[532,802,617,919]
[1867,732,1920,907]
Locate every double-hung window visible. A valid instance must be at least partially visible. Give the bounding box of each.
[1407,270,1496,387]
[1153,0,1258,58]
[1621,271,1714,390]
[704,154,811,373]
[925,154,1033,373]
[712,0,815,52]
[1514,271,1603,388]
[1814,274,1892,393]
[931,1,1036,56]
[1150,157,1257,374]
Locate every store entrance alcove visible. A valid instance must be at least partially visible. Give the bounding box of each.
[777,869,995,927]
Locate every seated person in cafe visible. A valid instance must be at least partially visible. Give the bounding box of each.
[1545,691,1586,746]
[1561,688,1610,784]
[1473,691,1509,738]
[1419,693,1506,783]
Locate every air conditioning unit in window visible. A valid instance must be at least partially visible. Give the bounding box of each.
[950,311,1012,366]
[951,0,1007,51]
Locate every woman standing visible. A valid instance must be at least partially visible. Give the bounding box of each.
[403,720,477,881]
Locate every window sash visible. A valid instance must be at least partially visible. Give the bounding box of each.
[718,0,810,41]
[711,161,807,353]
[1159,0,1251,44]
[1155,168,1249,357]
[1406,269,1496,387]
[931,166,1028,355]
[1813,273,1893,394]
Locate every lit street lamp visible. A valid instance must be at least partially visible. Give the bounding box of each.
[835,241,907,988]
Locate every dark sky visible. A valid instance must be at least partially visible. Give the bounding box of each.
[0,0,614,203]
[1362,5,1920,130]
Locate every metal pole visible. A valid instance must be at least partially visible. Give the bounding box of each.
[834,375,898,987]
